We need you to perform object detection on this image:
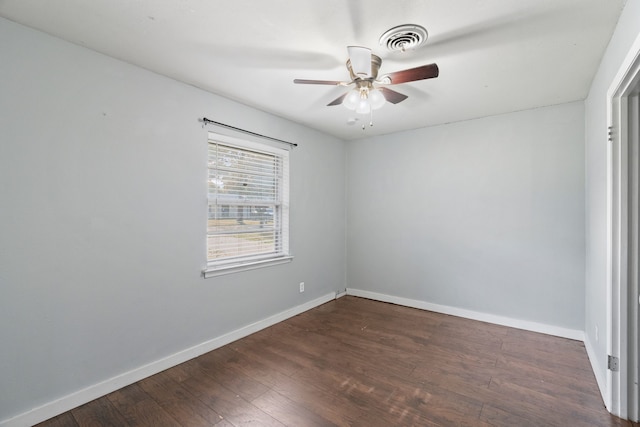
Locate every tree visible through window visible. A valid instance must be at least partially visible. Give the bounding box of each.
[206,133,290,274]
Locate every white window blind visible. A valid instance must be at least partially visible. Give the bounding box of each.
[205,133,290,276]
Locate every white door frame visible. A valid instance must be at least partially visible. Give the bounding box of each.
[607,32,640,420]
[629,90,640,422]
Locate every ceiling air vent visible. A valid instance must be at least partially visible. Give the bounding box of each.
[379,24,428,52]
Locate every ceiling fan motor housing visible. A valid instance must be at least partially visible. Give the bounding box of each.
[347,54,382,80]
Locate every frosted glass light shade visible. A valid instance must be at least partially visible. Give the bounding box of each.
[347,46,372,77]
[356,98,371,114]
[369,89,386,110]
[343,90,360,110]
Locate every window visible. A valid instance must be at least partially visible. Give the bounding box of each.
[204,132,291,277]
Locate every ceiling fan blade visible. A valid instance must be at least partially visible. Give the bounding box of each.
[327,93,348,106]
[379,87,408,104]
[294,79,343,85]
[384,63,439,84]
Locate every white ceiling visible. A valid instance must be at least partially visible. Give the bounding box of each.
[0,0,627,140]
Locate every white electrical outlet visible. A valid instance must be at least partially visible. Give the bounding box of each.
[299,282,305,293]
[595,325,599,342]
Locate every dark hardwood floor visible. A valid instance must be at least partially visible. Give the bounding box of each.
[36,296,638,426]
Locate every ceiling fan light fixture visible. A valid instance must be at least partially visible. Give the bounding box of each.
[343,87,385,114]
[343,90,360,110]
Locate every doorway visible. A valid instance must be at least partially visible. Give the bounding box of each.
[608,40,640,421]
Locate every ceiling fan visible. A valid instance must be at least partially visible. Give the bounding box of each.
[293,46,439,115]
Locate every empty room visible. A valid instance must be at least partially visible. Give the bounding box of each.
[2,1,640,426]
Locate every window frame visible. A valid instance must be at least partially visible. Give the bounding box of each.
[203,132,292,278]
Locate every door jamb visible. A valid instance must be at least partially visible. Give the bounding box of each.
[606,32,640,420]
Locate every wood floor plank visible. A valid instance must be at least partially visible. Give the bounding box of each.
[209,345,296,390]
[196,355,271,402]
[421,333,502,366]
[71,396,129,426]
[267,321,420,379]
[411,356,496,390]
[251,389,337,427]
[433,318,509,346]
[479,403,553,427]
[181,366,284,426]
[229,337,306,378]
[416,336,500,370]
[500,338,594,373]
[107,383,180,427]
[292,355,481,427]
[33,296,637,427]
[488,369,604,409]
[495,351,601,395]
[162,358,205,384]
[488,376,625,427]
[138,371,224,426]
[34,412,79,427]
[289,300,440,342]
[268,368,412,427]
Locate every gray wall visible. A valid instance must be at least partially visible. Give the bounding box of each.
[0,18,345,420]
[4,1,639,420]
[584,0,640,395]
[347,102,586,330]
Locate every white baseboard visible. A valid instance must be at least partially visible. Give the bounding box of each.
[0,292,336,427]
[346,288,585,341]
[584,334,609,410]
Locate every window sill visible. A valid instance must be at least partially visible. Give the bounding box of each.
[203,255,293,278]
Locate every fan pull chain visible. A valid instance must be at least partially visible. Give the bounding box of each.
[363,109,374,130]
[370,109,374,127]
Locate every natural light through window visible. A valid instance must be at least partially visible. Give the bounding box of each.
[204,133,291,277]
